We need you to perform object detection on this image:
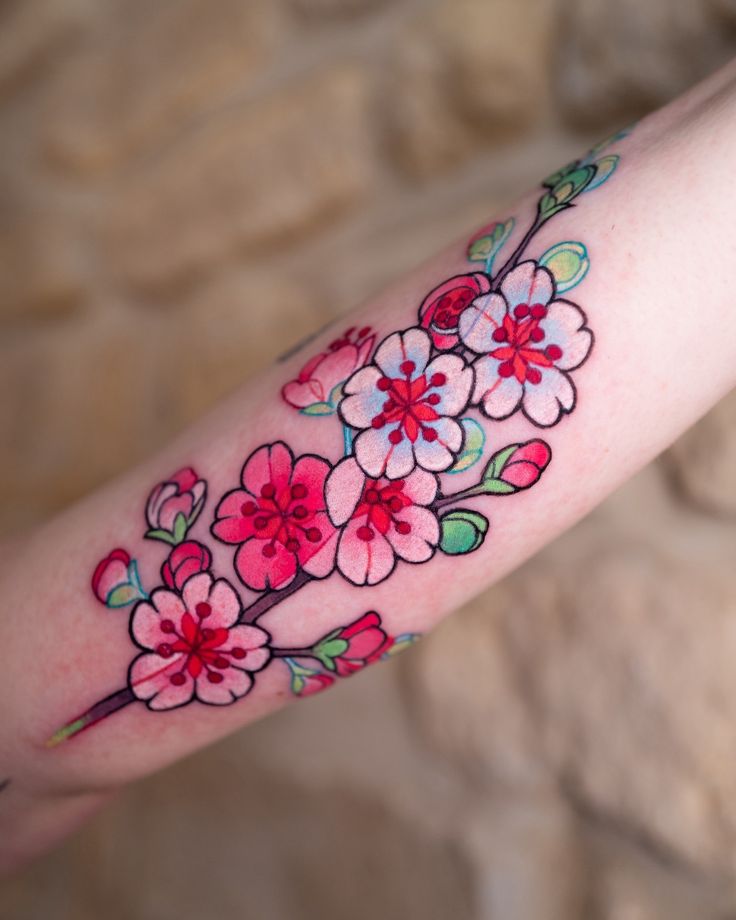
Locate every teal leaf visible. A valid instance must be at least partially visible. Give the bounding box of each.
[447,418,486,474]
[382,634,421,660]
[106,584,141,608]
[439,509,489,555]
[467,218,515,274]
[300,402,336,416]
[172,512,188,545]
[539,241,590,293]
[586,154,619,191]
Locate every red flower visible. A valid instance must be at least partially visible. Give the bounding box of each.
[314,611,393,677]
[146,467,207,542]
[211,442,338,591]
[282,326,376,413]
[497,439,551,489]
[419,273,491,350]
[161,540,212,592]
[91,548,146,608]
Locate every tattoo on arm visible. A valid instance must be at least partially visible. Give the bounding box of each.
[47,130,628,746]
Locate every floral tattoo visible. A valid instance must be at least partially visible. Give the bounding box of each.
[48,131,626,745]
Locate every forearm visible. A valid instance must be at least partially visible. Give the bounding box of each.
[3,61,736,872]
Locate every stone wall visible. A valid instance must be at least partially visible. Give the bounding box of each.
[3,1,736,918]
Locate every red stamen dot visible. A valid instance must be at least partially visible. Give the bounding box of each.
[530,328,545,342]
[195,602,212,619]
[291,483,308,500]
[170,673,186,686]
[377,377,392,391]
[292,504,308,520]
[430,372,446,387]
[160,619,175,634]
[491,327,508,342]
[364,488,380,504]
[156,643,173,658]
[389,496,403,513]
[240,501,256,516]
[395,521,412,535]
[422,427,438,442]
[427,393,440,405]
[306,527,322,543]
[262,544,276,558]
[357,525,375,541]
[231,647,246,659]
[400,360,416,376]
[531,304,547,319]
[286,538,301,553]
[545,344,563,361]
[207,672,224,683]
[527,367,542,385]
[514,305,530,319]
[388,429,403,444]
[254,516,268,530]
[261,483,276,499]
[214,656,229,669]
[371,414,386,429]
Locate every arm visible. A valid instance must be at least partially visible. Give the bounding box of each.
[3,60,736,874]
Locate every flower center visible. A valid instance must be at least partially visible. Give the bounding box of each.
[240,480,322,557]
[369,363,446,445]
[158,603,246,686]
[354,480,413,541]
[488,305,564,384]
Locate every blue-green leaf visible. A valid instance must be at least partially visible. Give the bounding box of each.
[586,154,619,191]
[439,509,489,555]
[447,418,486,474]
[539,241,590,293]
[300,402,336,416]
[467,218,515,274]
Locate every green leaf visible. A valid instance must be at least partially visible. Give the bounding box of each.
[439,509,489,555]
[539,165,596,218]
[586,154,619,191]
[483,444,518,481]
[313,637,349,670]
[172,512,189,545]
[382,634,421,659]
[144,528,177,545]
[106,584,140,608]
[539,241,590,293]
[447,418,486,474]
[467,218,515,273]
[479,478,516,495]
[300,401,336,416]
[542,158,578,189]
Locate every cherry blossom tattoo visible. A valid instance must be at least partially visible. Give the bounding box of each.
[48,131,626,745]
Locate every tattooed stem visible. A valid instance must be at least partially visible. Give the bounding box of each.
[432,487,485,510]
[239,570,314,625]
[492,213,544,288]
[46,687,136,747]
[271,647,316,659]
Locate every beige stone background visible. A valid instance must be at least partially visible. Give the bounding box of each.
[2,0,736,917]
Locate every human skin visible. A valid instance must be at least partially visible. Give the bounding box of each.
[2,60,736,875]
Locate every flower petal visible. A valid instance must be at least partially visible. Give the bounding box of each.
[290,455,330,512]
[131,590,186,649]
[241,442,293,494]
[129,652,194,710]
[500,260,554,311]
[387,505,439,562]
[195,667,254,706]
[538,300,593,370]
[473,356,523,419]
[226,625,271,671]
[458,292,507,353]
[234,538,297,591]
[374,328,430,380]
[325,457,365,525]
[354,427,414,479]
[212,490,257,544]
[401,467,438,506]
[424,354,473,416]
[337,519,396,586]
[298,511,338,579]
[412,417,462,472]
[521,365,576,426]
[340,366,385,428]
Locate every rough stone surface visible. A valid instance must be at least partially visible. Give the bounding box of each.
[556,0,736,127]
[666,390,736,517]
[103,66,375,293]
[2,1,736,918]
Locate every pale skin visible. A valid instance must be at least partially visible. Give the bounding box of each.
[2,60,736,875]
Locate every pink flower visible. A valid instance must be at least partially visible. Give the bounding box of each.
[339,328,473,480]
[128,572,270,710]
[497,440,551,489]
[282,326,376,413]
[91,548,146,608]
[325,456,439,585]
[146,467,207,542]
[458,260,593,427]
[161,540,212,592]
[419,273,491,349]
[211,442,338,591]
[313,612,393,677]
